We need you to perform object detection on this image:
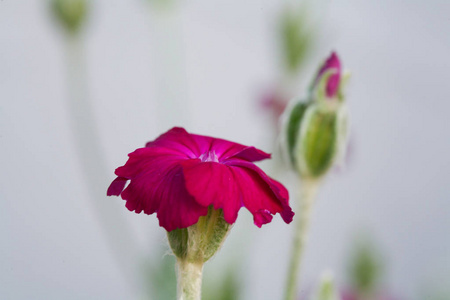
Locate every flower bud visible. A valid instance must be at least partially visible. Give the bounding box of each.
[51,0,87,35]
[280,7,314,74]
[284,52,349,179]
[349,241,382,296]
[167,207,231,263]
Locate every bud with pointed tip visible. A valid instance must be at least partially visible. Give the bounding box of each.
[284,52,349,179]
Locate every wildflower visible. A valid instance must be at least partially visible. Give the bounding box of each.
[108,127,294,232]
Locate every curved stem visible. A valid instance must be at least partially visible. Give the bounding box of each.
[284,178,319,300]
[177,259,204,300]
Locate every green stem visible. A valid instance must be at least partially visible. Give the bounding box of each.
[284,178,319,300]
[177,259,204,300]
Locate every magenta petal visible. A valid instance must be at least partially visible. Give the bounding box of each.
[192,135,248,161]
[230,146,271,162]
[107,177,128,196]
[145,127,201,158]
[182,159,291,226]
[115,147,185,178]
[154,164,209,231]
[253,209,273,227]
[116,149,208,231]
[316,52,341,97]
[182,160,242,224]
[225,158,294,224]
[228,165,289,226]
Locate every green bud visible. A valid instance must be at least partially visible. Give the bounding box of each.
[51,0,87,35]
[286,100,348,179]
[280,6,314,74]
[167,207,231,263]
[349,240,383,296]
[284,52,349,179]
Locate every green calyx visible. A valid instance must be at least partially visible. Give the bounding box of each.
[167,207,231,263]
[51,0,87,35]
[299,105,340,178]
[287,101,309,166]
[286,100,348,179]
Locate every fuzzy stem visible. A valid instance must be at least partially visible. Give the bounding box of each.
[177,259,204,300]
[284,178,320,300]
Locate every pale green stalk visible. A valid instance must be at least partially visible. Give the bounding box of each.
[64,35,138,286]
[176,260,204,300]
[284,178,320,300]
[147,4,189,131]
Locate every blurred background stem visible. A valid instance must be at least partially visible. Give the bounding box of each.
[284,178,319,300]
[147,2,189,131]
[63,34,139,289]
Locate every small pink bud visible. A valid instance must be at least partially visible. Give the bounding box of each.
[315,52,341,98]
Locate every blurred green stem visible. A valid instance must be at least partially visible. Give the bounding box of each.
[177,259,204,300]
[284,178,319,300]
[64,35,138,288]
[148,5,189,131]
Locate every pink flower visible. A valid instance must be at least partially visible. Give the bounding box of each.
[107,127,294,231]
[315,51,341,98]
[260,89,289,127]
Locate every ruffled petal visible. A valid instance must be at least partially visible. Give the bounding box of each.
[114,147,185,179]
[182,159,242,224]
[183,158,293,227]
[114,148,208,231]
[225,158,294,225]
[107,176,128,196]
[227,146,271,162]
[145,127,202,158]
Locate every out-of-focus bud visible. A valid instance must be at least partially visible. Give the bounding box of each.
[280,6,314,74]
[349,240,382,297]
[167,207,231,264]
[312,271,341,300]
[284,52,349,179]
[51,0,87,35]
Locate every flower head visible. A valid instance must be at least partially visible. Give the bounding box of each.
[108,127,294,231]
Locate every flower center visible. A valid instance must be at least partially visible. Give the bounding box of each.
[199,150,219,163]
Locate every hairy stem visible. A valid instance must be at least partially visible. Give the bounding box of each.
[284,178,320,300]
[177,259,204,300]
